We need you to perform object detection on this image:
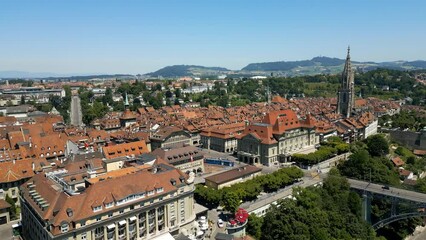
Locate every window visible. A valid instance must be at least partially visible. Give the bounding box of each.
[156,187,164,193]
[81,232,87,240]
[105,202,114,208]
[119,210,124,214]
[81,221,86,227]
[96,216,101,222]
[93,206,102,212]
[61,224,69,233]
[108,213,113,218]
[147,190,155,196]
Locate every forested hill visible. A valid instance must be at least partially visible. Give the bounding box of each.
[242,57,346,71]
[241,57,426,73]
[147,65,230,78]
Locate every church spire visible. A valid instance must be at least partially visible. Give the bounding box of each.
[337,47,355,118]
[347,46,350,59]
[124,92,129,107]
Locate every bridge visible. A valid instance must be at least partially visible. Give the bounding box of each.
[348,178,426,229]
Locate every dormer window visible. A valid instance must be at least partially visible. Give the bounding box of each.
[93,206,102,212]
[105,202,114,209]
[66,208,73,217]
[61,222,69,233]
[147,190,155,196]
[156,187,164,193]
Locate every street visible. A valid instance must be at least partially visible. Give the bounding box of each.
[70,95,83,127]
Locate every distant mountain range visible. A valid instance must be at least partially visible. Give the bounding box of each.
[146,57,426,78]
[0,71,133,80]
[2,57,426,79]
[240,57,426,76]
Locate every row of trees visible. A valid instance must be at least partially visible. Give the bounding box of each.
[292,137,349,165]
[253,170,380,240]
[195,167,303,213]
[78,88,109,125]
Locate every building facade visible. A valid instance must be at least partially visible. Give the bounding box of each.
[150,126,195,150]
[237,110,319,166]
[200,122,245,153]
[20,160,196,240]
[151,146,204,174]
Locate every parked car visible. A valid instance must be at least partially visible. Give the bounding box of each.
[217,219,224,228]
[382,185,390,190]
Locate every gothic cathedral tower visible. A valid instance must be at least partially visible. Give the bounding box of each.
[337,47,355,118]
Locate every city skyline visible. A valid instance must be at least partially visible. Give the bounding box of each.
[1,0,426,75]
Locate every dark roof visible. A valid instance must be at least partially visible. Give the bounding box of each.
[215,232,234,240]
[151,145,203,165]
[174,233,192,240]
[205,165,262,185]
[136,153,157,164]
[150,126,189,141]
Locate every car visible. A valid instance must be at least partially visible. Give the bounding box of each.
[217,219,224,228]
[382,185,390,190]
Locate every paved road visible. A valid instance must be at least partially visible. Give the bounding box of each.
[70,95,83,127]
[407,226,426,240]
[0,220,19,240]
[240,176,323,215]
[348,178,426,203]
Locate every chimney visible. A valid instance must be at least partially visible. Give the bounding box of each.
[13,159,15,164]
[32,162,35,171]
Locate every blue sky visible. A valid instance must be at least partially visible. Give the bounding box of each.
[1,0,425,75]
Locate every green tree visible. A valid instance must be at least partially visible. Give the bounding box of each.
[103,87,114,105]
[365,135,389,157]
[20,95,25,105]
[175,88,182,98]
[221,191,240,213]
[5,195,17,220]
[247,213,263,239]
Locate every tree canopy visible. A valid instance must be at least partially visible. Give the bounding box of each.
[259,171,379,240]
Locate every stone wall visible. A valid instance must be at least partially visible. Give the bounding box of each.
[384,129,426,150]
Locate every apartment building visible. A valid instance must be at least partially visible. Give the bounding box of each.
[1,87,65,104]
[150,126,195,150]
[20,158,196,240]
[151,145,205,174]
[237,110,319,166]
[200,122,245,153]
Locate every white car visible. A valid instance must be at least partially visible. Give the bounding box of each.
[217,219,224,228]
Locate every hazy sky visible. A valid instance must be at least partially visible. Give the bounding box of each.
[1,0,425,75]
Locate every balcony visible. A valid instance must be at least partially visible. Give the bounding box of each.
[94,233,104,240]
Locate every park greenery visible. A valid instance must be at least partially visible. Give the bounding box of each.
[338,134,426,239]
[379,110,426,132]
[339,134,398,185]
[256,170,381,240]
[292,136,349,166]
[194,167,303,213]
